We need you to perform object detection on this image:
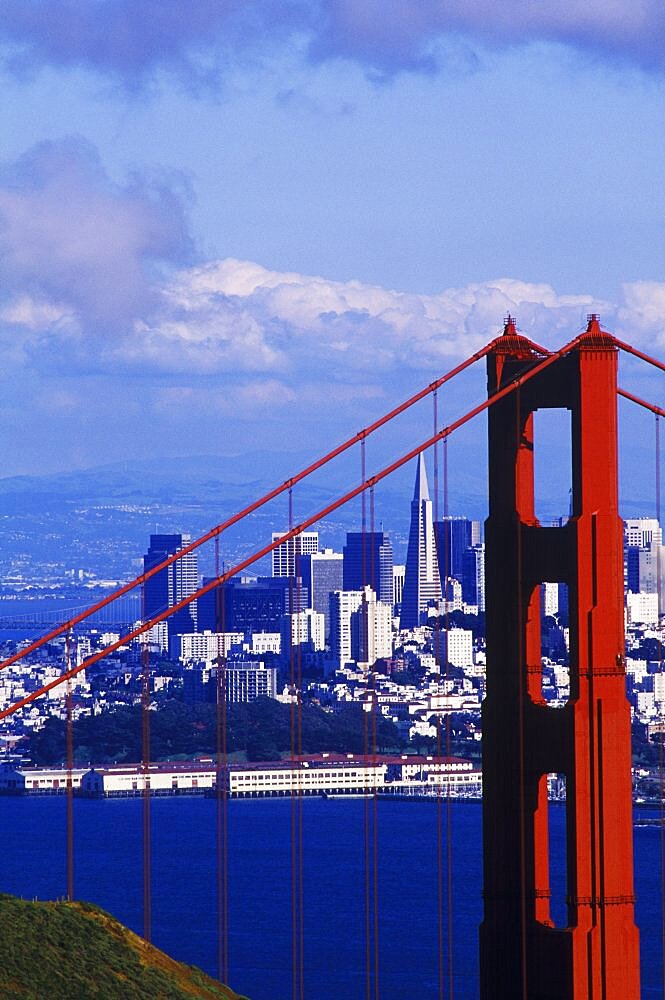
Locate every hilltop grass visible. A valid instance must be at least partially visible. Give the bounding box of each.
[0,894,248,1000]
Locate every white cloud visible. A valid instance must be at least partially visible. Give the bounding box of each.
[145,257,605,378]
[0,136,193,340]
[617,282,665,353]
[0,250,662,476]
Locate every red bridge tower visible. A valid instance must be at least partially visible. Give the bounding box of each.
[479,316,640,998]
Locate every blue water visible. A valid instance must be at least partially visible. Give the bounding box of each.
[0,797,660,999]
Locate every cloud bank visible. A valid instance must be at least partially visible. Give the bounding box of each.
[0,135,662,476]
[0,140,662,387]
[0,137,193,349]
[1,0,664,88]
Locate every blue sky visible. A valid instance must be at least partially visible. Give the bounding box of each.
[0,1,663,512]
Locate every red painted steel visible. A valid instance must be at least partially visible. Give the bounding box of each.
[480,316,640,999]
[618,386,665,418]
[613,335,665,374]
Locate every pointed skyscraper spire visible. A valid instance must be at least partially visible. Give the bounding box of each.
[413,451,430,501]
[400,454,441,628]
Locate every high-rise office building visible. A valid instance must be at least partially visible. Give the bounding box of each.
[342,531,393,605]
[198,576,308,634]
[271,531,319,577]
[350,586,393,667]
[627,542,664,603]
[281,609,326,653]
[143,534,198,638]
[624,518,663,616]
[330,590,364,669]
[299,548,343,637]
[400,455,441,628]
[461,543,485,611]
[393,565,405,608]
[434,517,481,582]
[329,587,392,669]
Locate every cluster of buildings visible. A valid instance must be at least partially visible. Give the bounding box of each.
[140,454,486,687]
[0,753,481,799]
[0,456,662,798]
[128,455,489,745]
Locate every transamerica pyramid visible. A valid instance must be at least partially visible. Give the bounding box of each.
[400,453,441,628]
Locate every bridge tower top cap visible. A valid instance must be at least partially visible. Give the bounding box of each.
[488,315,547,360]
[580,313,616,350]
[504,314,517,336]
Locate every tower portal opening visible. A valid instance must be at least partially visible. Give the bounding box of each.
[533,408,572,525]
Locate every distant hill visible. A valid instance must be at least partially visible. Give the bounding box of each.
[0,452,421,581]
[0,893,247,1000]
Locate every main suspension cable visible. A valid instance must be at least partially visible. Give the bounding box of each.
[0,334,593,715]
[0,347,499,670]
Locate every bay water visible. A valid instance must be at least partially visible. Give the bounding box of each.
[0,796,660,999]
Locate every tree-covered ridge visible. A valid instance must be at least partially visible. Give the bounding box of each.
[28,698,403,766]
[0,894,246,1000]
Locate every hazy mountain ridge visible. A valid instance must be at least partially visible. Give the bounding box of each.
[0,454,419,581]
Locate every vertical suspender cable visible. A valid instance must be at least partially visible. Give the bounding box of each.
[433,392,445,1000]
[215,537,229,984]
[443,435,454,1000]
[65,629,74,902]
[141,581,152,943]
[370,484,380,1000]
[361,437,372,1000]
[289,487,296,1000]
[288,486,302,1000]
[296,535,305,1000]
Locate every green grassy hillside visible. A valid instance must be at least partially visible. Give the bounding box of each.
[0,894,248,1000]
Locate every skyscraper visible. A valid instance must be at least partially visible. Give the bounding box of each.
[329,586,392,669]
[434,516,481,582]
[342,531,393,605]
[271,531,319,577]
[298,548,343,638]
[461,543,486,611]
[198,576,308,633]
[143,533,198,638]
[400,454,441,628]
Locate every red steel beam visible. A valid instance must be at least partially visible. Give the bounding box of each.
[0,333,583,718]
[0,343,497,671]
[614,336,665,374]
[618,386,665,418]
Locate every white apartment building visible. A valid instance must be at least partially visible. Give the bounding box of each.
[626,592,659,626]
[172,631,244,664]
[625,518,662,549]
[330,587,393,670]
[225,662,277,702]
[542,582,559,618]
[281,609,326,651]
[330,590,364,668]
[251,632,281,656]
[353,587,393,667]
[445,628,474,668]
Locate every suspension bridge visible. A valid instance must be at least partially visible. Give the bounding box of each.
[0,315,663,999]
